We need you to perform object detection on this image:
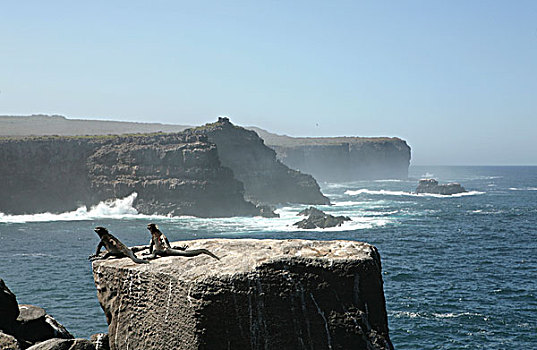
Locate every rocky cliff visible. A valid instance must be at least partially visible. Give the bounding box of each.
[191,118,329,205]
[1,115,411,182]
[0,133,260,217]
[92,238,393,350]
[252,128,411,181]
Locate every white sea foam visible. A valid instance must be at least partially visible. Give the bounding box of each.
[509,187,537,191]
[0,192,396,231]
[391,311,486,320]
[344,189,484,198]
[373,179,404,183]
[390,311,422,319]
[331,201,367,207]
[0,193,166,224]
[431,312,485,319]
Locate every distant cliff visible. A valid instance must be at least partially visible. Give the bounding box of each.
[190,118,329,205]
[0,133,260,217]
[252,128,411,181]
[0,114,189,136]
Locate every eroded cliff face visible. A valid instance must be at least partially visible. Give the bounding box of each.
[92,239,393,350]
[253,128,411,181]
[191,118,329,205]
[0,133,259,217]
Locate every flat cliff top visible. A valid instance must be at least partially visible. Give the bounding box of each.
[250,127,406,147]
[1,115,408,148]
[0,115,189,137]
[92,238,376,281]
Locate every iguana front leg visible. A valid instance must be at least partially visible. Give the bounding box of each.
[88,241,105,260]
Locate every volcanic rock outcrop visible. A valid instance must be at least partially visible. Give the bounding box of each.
[415,179,467,195]
[92,238,393,350]
[294,207,352,229]
[0,133,259,217]
[190,118,329,206]
[0,120,330,216]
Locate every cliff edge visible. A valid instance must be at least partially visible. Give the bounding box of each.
[191,118,329,205]
[92,238,393,350]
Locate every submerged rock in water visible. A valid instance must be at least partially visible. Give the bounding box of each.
[415,179,467,195]
[92,238,393,350]
[294,206,352,229]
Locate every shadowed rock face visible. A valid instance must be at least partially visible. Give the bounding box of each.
[0,133,260,217]
[92,239,393,350]
[191,118,330,206]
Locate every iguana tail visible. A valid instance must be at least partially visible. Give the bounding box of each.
[166,248,220,260]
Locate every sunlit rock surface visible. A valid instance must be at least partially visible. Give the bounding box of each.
[92,239,393,350]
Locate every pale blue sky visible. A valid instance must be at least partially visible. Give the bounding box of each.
[1,1,536,165]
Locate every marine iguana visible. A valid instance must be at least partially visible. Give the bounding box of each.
[143,223,220,260]
[89,227,149,264]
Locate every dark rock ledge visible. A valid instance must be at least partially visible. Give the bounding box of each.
[92,238,393,350]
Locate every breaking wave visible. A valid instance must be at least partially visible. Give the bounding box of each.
[0,193,161,223]
[0,193,392,231]
[344,189,484,198]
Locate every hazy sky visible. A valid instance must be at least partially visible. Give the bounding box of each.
[1,1,536,165]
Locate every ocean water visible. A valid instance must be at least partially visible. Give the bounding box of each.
[0,166,535,349]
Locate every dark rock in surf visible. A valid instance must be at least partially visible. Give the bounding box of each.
[294,206,351,229]
[415,179,467,195]
[256,204,280,218]
[91,238,393,350]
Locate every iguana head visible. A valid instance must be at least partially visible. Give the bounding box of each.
[94,226,109,238]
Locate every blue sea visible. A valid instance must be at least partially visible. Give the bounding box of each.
[0,166,536,349]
